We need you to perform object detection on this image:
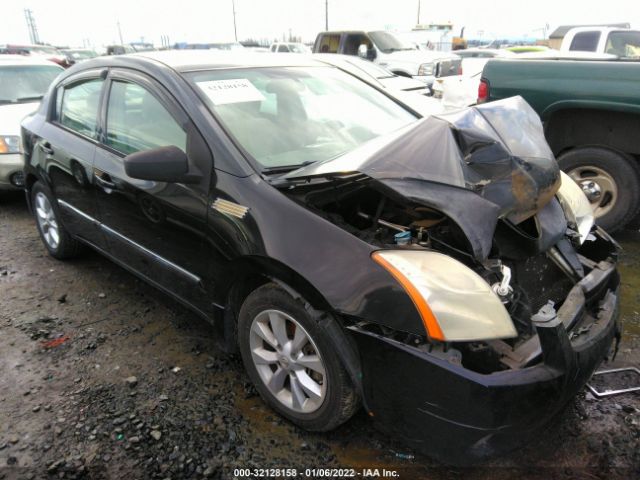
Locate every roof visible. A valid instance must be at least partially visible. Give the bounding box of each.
[84,50,326,72]
[549,23,631,39]
[0,55,63,67]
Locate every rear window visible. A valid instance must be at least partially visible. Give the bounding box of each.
[316,34,340,53]
[569,31,601,52]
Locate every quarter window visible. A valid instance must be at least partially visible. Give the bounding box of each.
[105,81,186,155]
[59,79,104,138]
[569,32,601,52]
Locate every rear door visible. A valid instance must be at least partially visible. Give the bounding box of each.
[38,71,106,247]
[93,69,213,312]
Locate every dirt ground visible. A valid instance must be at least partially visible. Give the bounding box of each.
[1,190,639,480]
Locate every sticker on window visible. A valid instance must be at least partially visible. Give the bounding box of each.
[196,79,265,105]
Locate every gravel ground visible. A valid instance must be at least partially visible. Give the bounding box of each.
[1,191,639,480]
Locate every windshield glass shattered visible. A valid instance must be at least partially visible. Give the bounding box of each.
[190,66,417,171]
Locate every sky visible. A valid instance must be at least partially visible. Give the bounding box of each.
[4,0,639,47]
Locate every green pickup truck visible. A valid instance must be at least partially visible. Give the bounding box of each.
[479,58,640,231]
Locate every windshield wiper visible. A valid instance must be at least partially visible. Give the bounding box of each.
[16,95,44,103]
[262,160,316,175]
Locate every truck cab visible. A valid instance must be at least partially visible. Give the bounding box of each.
[561,27,640,57]
[312,30,461,89]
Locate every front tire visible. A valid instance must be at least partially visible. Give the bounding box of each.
[558,147,640,232]
[238,283,358,432]
[31,182,83,260]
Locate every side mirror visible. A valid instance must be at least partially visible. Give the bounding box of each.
[124,145,201,184]
[358,44,376,60]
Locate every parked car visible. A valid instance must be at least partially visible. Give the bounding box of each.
[106,45,136,55]
[312,30,461,89]
[21,51,620,464]
[0,56,62,191]
[269,42,311,53]
[60,49,98,65]
[560,26,640,57]
[431,48,515,108]
[312,54,442,117]
[480,56,640,231]
[0,44,70,68]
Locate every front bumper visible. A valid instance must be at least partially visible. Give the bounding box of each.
[0,153,24,190]
[348,263,620,465]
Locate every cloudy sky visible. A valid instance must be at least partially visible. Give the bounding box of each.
[4,0,639,47]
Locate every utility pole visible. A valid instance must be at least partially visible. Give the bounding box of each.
[417,0,421,25]
[117,20,124,44]
[232,0,238,42]
[24,9,40,44]
[325,0,328,31]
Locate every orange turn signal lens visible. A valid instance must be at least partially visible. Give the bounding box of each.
[372,251,445,341]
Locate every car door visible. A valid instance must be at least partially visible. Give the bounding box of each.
[93,69,213,312]
[37,71,106,248]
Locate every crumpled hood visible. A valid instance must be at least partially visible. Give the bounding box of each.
[283,96,561,259]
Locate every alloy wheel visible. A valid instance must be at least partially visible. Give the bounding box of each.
[249,309,327,413]
[35,192,60,250]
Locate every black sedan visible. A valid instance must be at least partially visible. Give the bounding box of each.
[20,51,621,464]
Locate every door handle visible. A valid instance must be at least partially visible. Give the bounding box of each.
[39,142,54,155]
[94,172,116,189]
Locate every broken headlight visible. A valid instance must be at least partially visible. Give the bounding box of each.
[556,171,594,244]
[372,250,517,342]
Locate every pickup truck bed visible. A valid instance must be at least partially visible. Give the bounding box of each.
[481,58,640,231]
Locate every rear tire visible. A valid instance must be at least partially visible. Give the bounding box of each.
[558,147,640,232]
[31,182,83,260]
[238,283,359,432]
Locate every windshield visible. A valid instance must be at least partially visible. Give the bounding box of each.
[67,50,97,59]
[606,31,640,58]
[345,58,395,79]
[368,31,415,53]
[190,66,416,171]
[0,65,62,104]
[31,46,60,55]
[289,44,311,53]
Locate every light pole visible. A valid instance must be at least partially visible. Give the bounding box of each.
[325,0,328,31]
[417,0,421,25]
[232,0,238,41]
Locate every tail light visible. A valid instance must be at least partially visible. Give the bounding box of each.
[477,79,489,103]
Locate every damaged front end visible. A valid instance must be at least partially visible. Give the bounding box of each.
[278,97,621,463]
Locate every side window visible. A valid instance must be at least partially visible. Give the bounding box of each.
[105,81,186,155]
[59,79,104,138]
[343,34,371,55]
[278,45,289,52]
[317,34,340,53]
[569,32,601,52]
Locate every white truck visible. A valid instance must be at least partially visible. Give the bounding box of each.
[312,30,461,89]
[560,26,640,57]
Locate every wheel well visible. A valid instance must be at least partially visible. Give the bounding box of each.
[218,256,332,353]
[25,173,38,193]
[545,108,640,160]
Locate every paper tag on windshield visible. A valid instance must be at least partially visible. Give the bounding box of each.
[197,79,265,105]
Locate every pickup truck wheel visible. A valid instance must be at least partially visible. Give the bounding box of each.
[558,147,640,232]
[238,283,358,432]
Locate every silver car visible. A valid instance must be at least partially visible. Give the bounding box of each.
[0,55,62,191]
